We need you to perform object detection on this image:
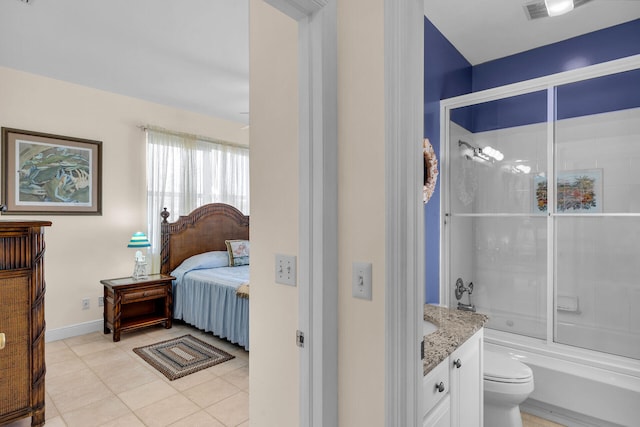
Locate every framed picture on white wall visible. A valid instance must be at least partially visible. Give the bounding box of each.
[1,127,102,215]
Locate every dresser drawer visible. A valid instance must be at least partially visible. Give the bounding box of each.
[424,356,450,416]
[121,286,166,303]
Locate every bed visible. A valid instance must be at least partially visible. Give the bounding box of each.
[160,203,250,350]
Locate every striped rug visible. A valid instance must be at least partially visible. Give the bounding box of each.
[133,334,235,380]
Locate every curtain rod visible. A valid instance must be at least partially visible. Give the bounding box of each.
[138,125,249,150]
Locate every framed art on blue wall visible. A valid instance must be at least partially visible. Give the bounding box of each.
[1,127,102,215]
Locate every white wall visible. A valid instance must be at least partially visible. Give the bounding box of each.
[337,0,387,425]
[249,0,388,425]
[248,2,300,425]
[0,66,248,333]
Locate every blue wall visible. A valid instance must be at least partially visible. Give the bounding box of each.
[473,19,640,92]
[424,18,640,304]
[424,17,471,304]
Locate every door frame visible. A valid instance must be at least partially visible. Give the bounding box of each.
[263,1,424,425]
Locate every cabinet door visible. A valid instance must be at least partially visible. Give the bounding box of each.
[424,394,451,427]
[0,274,31,416]
[450,330,483,427]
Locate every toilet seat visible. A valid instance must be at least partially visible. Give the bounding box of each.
[484,350,533,384]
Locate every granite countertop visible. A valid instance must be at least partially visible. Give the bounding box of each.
[423,304,488,375]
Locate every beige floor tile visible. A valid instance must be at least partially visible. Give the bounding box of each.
[522,412,567,427]
[167,410,226,427]
[222,366,249,391]
[40,324,250,426]
[205,391,249,427]
[46,366,98,395]
[135,394,200,427]
[99,413,146,427]
[118,379,178,411]
[182,377,241,408]
[1,417,31,427]
[162,366,219,392]
[63,331,107,347]
[46,392,60,420]
[46,339,71,353]
[61,395,131,427]
[70,339,118,357]
[206,356,248,377]
[46,345,76,365]
[113,334,160,352]
[46,356,88,379]
[48,370,114,413]
[237,421,250,427]
[94,361,160,394]
[81,347,133,368]
[41,416,67,427]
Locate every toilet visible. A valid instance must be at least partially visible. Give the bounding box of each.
[484,349,534,427]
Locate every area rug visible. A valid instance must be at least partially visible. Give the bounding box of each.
[133,334,235,381]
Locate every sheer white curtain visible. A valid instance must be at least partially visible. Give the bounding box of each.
[146,128,250,272]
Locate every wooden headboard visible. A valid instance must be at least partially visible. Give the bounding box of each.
[160,203,249,275]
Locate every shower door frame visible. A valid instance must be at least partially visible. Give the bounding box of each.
[439,53,640,375]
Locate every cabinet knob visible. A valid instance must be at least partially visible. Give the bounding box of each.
[435,381,445,393]
[453,358,462,369]
[0,332,5,350]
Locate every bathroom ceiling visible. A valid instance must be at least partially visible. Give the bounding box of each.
[424,0,640,65]
[0,0,638,125]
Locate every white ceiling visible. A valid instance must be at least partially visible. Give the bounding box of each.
[0,0,638,124]
[0,0,249,124]
[424,0,640,65]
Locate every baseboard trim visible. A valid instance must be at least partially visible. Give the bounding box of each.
[45,320,103,342]
[521,399,621,427]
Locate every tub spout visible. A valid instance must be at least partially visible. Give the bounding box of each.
[457,302,476,312]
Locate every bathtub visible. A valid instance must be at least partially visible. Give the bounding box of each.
[484,325,640,427]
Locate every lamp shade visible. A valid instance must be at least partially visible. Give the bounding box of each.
[127,232,151,248]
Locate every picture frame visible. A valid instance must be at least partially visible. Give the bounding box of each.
[533,169,603,214]
[1,127,102,215]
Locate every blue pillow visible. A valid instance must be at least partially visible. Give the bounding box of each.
[171,251,230,282]
[179,251,230,270]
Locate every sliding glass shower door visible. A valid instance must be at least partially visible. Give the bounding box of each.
[444,64,640,360]
[447,90,548,339]
[553,68,640,359]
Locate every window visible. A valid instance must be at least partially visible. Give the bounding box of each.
[146,128,249,270]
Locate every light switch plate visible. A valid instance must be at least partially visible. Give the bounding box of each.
[352,262,372,300]
[275,254,297,286]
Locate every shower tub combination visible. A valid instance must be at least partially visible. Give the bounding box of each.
[440,57,640,426]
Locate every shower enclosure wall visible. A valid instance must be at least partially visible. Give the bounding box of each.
[441,56,640,425]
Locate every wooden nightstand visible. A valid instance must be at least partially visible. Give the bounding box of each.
[101,274,175,342]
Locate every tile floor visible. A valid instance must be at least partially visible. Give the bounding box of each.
[522,412,567,427]
[5,323,563,427]
[6,323,249,427]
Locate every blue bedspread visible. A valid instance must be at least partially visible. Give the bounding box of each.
[172,266,249,350]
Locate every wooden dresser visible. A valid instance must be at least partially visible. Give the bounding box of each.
[0,221,51,427]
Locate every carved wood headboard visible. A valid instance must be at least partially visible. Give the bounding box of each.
[160,203,249,275]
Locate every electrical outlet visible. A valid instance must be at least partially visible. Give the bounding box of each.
[98,296,104,307]
[275,254,297,286]
[82,298,90,310]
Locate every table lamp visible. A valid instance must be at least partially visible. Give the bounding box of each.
[128,231,150,279]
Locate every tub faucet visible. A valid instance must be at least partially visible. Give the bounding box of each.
[454,278,476,312]
[457,301,476,312]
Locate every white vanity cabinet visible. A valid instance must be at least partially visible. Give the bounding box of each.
[423,356,451,427]
[423,329,483,427]
[450,328,483,427]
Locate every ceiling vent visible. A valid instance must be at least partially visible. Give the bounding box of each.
[524,0,593,20]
